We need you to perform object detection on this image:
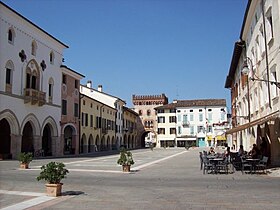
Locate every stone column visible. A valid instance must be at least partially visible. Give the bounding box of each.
[52,136,60,157]
[10,134,21,159]
[33,135,42,152]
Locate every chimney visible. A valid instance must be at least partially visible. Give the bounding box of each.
[87,80,92,88]
[98,85,103,92]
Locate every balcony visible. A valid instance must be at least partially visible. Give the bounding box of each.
[24,88,46,106]
[182,121,190,127]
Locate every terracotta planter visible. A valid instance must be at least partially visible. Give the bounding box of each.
[122,165,131,172]
[45,183,63,197]
[20,163,29,169]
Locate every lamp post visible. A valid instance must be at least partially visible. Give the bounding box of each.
[242,58,280,89]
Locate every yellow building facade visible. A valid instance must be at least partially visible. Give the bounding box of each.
[80,94,117,153]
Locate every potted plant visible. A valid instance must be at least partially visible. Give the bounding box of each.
[117,149,134,172]
[36,162,69,197]
[18,152,33,169]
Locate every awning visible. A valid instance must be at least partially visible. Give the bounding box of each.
[216,135,226,141]
[226,110,279,135]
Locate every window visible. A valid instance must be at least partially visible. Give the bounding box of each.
[31,41,37,56]
[177,115,181,122]
[170,109,176,113]
[170,128,176,135]
[62,100,67,115]
[144,120,153,128]
[74,103,79,117]
[270,66,278,98]
[158,116,165,123]
[197,126,204,133]
[85,113,88,127]
[207,125,212,133]
[158,128,165,134]
[266,8,273,42]
[220,111,226,121]
[190,126,194,135]
[208,113,212,122]
[90,115,93,127]
[6,68,11,84]
[25,62,39,90]
[178,126,181,134]
[147,109,151,116]
[139,110,142,116]
[189,114,194,121]
[169,116,176,123]
[75,80,79,89]
[82,113,84,126]
[183,115,188,123]
[157,109,164,113]
[62,74,66,84]
[50,51,54,64]
[8,28,14,44]
[199,113,203,122]
[48,78,54,102]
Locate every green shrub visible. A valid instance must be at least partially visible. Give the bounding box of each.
[36,162,69,184]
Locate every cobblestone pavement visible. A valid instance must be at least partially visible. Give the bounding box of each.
[0,148,279,210]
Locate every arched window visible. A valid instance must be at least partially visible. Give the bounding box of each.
[25,60,40,90]
[5,60,14,93]
[31,40,37,56]
[49,51,54,64]
[48,78,54,103]
[8,28,15,44]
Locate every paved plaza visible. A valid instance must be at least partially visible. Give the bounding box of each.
[0,148,280,210]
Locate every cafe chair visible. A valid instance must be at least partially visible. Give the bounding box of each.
[255,156,268,174]
[202,156,213,174]
[241,158,252,174]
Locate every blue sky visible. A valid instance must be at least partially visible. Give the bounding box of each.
[3,0,247,108]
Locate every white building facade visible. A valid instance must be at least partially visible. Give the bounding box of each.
[225,0,280,165]
[155,99,229,148]
[0,2,68,158]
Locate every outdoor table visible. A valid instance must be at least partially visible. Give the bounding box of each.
[246,158,260,174]
[210,158,224,174]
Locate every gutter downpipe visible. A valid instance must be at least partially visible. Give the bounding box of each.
[261,0,272,108]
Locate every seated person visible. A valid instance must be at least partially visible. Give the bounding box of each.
[208,147,215,155]
[249,144,260,159]
[238,145,245,156]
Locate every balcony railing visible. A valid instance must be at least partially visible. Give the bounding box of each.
[24,88,46,106]
[182,121,190,127]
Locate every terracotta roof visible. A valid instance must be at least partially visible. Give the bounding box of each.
[155,99,226,110]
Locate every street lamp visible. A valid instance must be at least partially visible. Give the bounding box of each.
[242,58,280,89]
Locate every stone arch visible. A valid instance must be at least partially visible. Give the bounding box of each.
[101,136,105,151]
[63,124,76,155]
[112,136,116,150]
[41,116,58,137]
[62,123,77,135]
[124,134,127,148]
[81,134,86,153]
[107,136,110,150]
[96,135,100,151]
[21,113,40,136]
[88,134,94,153]
[0,109,20,135]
